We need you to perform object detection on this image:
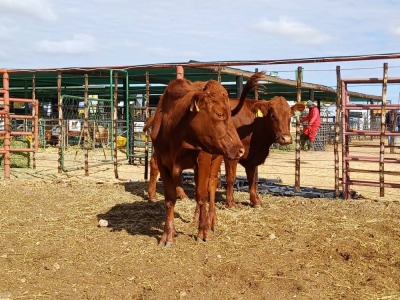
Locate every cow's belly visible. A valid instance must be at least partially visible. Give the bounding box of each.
[158,149,200,172]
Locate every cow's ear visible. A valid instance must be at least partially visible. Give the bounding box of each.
[291,103,306,115]
[251,101,269,117]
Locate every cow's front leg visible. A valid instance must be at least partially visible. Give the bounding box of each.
[246,166,262,207]
[224,158,238,208]
[208,155,223,231]
[194,152,212,241]
[161,197,177,247]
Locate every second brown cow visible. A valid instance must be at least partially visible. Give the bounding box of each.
[223,96,304,207]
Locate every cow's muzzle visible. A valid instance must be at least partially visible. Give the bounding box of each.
[277,134,292,145]
[225,145,245,160]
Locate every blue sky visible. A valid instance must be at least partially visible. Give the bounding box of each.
[1,0,400,101]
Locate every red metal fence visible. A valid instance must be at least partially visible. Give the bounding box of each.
[0,70,39,178]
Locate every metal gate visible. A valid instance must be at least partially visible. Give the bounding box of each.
[58,70,130,177]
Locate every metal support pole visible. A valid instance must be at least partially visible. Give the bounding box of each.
[341,81,350,199]
[254,68,259,100]
[295,66,302,192]
[3,72,10,178]
[334,66,341,198]
[113,73,119,179]
[379,63,388,197]
[31,74,36,169]
[176,65,184,79]
[236,75,243,98]
[144,71,150,180]
[57,72,63,173]
[84,74,89,176]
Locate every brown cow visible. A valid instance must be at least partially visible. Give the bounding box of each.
[147,92,305,208]
[222,96,304,207]
[150,77,246,246]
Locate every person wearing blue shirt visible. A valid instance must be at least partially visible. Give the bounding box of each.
[385,110,400,147]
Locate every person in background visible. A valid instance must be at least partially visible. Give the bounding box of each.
[385,109,400,148]
[300,100,321,150]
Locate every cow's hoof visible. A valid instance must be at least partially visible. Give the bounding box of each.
[165,242,174,247]
[158,241,174,247]
[177,193,188,200]
[148,196,157,203]
[196,236,206,243]
[225,203,237,209]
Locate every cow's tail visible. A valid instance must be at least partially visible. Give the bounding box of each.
[143,114,155,132]
[231,71,264,117]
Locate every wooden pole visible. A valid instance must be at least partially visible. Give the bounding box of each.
[113,73,119,179]
[254,68,259,100]
[341,81,350,199]
[294,66,302,192]
[236,75,243,98]
[379,63,388,197]
[57,72,62,173]
[176,65,184,79]
[254,68,259,184]
[3,71,11,178]
[84,74,89,176]
[334,66,341,198]
[31,74,36,169]
[144,71,150,180]
[34,100,39,152]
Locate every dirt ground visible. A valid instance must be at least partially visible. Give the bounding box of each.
[1,148,400,300]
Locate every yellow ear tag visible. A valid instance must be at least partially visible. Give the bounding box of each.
[256,109,263,118]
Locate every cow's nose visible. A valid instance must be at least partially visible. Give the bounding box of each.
[278,135,292,145]
[238,147,245,158]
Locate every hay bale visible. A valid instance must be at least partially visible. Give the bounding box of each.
[0,139,31,168]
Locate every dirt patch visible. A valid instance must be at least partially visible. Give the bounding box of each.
[1,176,400,300]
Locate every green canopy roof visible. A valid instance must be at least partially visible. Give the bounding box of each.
[1,64,381,106]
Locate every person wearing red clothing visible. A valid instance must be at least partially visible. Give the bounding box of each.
[300,100,321,150]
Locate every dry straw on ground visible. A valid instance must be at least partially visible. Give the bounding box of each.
[1,147,399,299]
[1,179,400,299]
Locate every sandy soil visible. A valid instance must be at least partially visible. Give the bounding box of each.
[1,146,400,300]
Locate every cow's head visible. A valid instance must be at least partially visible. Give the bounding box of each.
[251,96,305,145]
[188,80,244,160]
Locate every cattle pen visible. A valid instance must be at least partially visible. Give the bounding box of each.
[1,53,400,201]
[1,54,400,300]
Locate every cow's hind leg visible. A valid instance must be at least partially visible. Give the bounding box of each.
[157,164,177,246]
[147,155,159,202]
[224,159,238,208]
